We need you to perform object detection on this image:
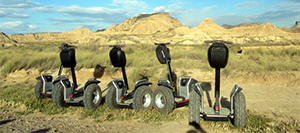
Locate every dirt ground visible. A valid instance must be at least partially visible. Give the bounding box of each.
[1,107,207,133]
[1,69,299,132]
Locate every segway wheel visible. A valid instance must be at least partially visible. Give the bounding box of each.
[133,86,153,111]
[34,81,44,99]
[189,88,201,125]
[231,91,246,127]
[105,85,119,110]
[152,86,174,114]
[83,84,102,110]
[52,83,67,108]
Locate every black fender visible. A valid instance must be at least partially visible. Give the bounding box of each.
[53,79,61,85]
[36,76,43,82]
[188,78,198,93]
[54,78,71,87]
[157,81,173,90]
[192,83,202,96]
[134,81,152,90]
[52,75,68,85]
[107,81,113,87]
[84,80,101,89]
[52,75,69,85]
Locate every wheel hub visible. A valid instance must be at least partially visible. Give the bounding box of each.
[93,90,100,104]
[155,93,165,108]
[142,93,151,108]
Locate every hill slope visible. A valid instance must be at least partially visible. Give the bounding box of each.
[105,12,183,34]
[3,13,300,45]
[0,32,17,47]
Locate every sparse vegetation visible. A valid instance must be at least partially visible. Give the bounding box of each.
[135,12,162,20]
[1,43,299,79]
[0,80,299,132]
[0,43,299,132]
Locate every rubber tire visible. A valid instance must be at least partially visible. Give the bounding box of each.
[83,84,102,110]
[133,86,153,112]
[105,86,119,110]
[34,81,44,99]
[231,91,246,127]
[189,88,201,125]
[52,83,67,108]
[153,86,175,114]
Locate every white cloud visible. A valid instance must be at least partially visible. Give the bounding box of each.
[49,17,104,22]
[154,6,166,12]
[111,0,148,17]
[235,1,261,9]
[0,0,40,8]
[109,4,119,7]
[34,5,129,23]
[161,1,218,27]
[0,21,23,27]
[215,0,300,27]
[28,24,37,29]
[0,0,40,18]
[0,10,29,18]
[112,0,148,9]
[0,21,38,34]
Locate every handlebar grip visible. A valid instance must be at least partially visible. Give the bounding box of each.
[204,40,233,44]
[59,43,77,49]
[224,41,233,44]
[204,40,213,43]
[109,45,125,48]
[154,42,170,45]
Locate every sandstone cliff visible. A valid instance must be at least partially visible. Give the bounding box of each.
[105,12,183,34]
[0,32,18,47]
[3,13,299,45]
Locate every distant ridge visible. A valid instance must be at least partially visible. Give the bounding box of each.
[2,13,299,45]
[192,18,232,37]
[0,32,18,47]
[229,22,290,37]
[105,12,183,34]
[222,23,261,29]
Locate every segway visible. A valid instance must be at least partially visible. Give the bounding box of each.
[153,43,197,114]
[105,45,153,112]
[52,43,103,110]
[34,44,68,99]
[189,40,246,127]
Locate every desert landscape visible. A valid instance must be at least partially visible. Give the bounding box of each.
[1,12,300,132]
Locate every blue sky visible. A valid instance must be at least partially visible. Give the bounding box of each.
[0,0,299,34]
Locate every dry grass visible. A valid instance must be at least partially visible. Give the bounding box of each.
[0,80,299,132]
[1,43,299,85]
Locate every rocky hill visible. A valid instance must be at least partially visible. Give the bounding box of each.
[9,27,92,44]
[3,12,300,45]
[281,21,300,33]
[222,23,261,29]
[291,21,300,33]
[105,12,183,34]
[192,18,232,37]
[0,32,18,47]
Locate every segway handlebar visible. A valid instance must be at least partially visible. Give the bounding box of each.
[204,40,233,44]
[154,42,170,46]
[59,43,77,49]
[109,45,125,48]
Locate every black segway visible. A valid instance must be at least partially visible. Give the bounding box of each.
[189,40,246,127]
[153,43,198,114]
[34,44,68,99]
[105,45,153,112]
[52,43,103,110]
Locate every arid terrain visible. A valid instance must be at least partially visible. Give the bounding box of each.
[1,12,300,47]
[1,69,299,132]
[1,12,300,132]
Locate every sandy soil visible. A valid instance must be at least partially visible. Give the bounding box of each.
[1,107,207,133]
[1,69,299,132]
